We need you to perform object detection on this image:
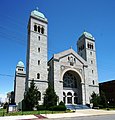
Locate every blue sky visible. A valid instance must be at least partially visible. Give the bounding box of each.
[0,0,115,101]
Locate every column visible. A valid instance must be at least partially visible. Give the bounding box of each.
[81,83,86,105]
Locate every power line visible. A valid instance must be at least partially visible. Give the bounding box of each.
[0,12,114,73]
[0,74,14,77]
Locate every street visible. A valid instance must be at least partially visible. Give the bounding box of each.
[48,114,115,120]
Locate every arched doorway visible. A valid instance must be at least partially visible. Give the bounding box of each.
[63,70,82,105]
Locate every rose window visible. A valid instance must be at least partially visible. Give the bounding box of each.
[63,72,77,88]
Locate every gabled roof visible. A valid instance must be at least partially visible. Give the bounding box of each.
[50,48,88,66]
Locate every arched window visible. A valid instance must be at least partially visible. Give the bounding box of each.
[18,68,23,71]
[63,72,77,88]
[74,58,76,62]
[92,70,94,74]
[63,92,66,96]
[37,73,40,79]
[74,92,77,96]
[93,80,95,85]
[34,25,37,31]
[67,92,72,96]
[38,91,41,100]
[41,27,44,34]
[91,60,93,64]
[38,26,40,33]
[38,48,40,52]
[89,44,92,49]
[90,52,92,55]
[88,43,90,48]
[38,36,40,40]
[38,60,40,65]
[92,45,94,49]
[67,92,72,104]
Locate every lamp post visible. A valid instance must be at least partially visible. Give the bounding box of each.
[107,101,109,110]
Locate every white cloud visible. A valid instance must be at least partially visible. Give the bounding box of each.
[0,93,7,103]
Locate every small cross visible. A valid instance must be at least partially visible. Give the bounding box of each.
[36,7,39,11]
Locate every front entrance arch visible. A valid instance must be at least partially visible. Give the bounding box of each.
[63,70,82,105]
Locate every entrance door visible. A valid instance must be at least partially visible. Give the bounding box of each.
[63,70,82,104]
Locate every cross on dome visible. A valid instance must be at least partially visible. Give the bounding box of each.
[36,7,39,11]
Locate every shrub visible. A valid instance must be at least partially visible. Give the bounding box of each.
[49,105,66,111]
[3,102,8,109]
[59,101,65,106]
[37,105,46,110]
[86,104,90,108]
[90,92,100,107]
[98,105,103,109]
[23,80,40,111]
[44,85,58,109]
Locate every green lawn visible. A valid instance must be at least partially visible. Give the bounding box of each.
[0,109,71,116]
[0,109,6,116]
[102,108,115,110]
[1,108,115,116]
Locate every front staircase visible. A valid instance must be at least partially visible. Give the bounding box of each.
[66,104,90,110]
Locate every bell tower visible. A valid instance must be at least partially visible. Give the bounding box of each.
[14,61,26,106]
[77,32,99,101]
[26,9,48,104]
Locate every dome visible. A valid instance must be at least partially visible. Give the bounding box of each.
[83,31,95,40]
[31,10,46,19]
[17,61,24,67]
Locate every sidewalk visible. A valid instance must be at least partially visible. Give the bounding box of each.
[43,109,115,118]
[0,114,47,120]
[0,109,115,120]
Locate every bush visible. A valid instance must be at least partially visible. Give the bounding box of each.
[59,101,65,106]
[90,92,100,107]
[49,105,66,111]
[109,106,115,108]
[37,105,46,110]
[3,102,8,109]
[44,85,58,108]
[98,105,103,109]
[86,104,90,108]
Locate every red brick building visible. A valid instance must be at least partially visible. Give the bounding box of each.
[99,80,115,106]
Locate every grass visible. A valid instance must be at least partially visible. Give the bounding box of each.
[1,107,115,116]
[101,108,115,110]
[0,109,71,116]
[0,109,6,116]
[0,108,4,111]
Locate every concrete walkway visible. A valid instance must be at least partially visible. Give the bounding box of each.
[0,109,115,120]
[43,109,115,119]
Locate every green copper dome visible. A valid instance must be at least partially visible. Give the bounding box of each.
[17,61,24,67]
[83,31,95,40]
[31,10,46,19]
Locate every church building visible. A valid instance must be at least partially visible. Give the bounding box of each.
[14,9,99,108]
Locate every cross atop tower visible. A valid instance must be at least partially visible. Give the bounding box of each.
[36,7,39,11]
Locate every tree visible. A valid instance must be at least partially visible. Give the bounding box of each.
[10,91,15,105]
[100,90,107,108]
[23,80,40,111]
[3,102,8,109]
[59,101,65,106]
[44,85,58,109]
[90,92,100,107]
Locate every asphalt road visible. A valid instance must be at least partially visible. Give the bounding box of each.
[48,114,115,120]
